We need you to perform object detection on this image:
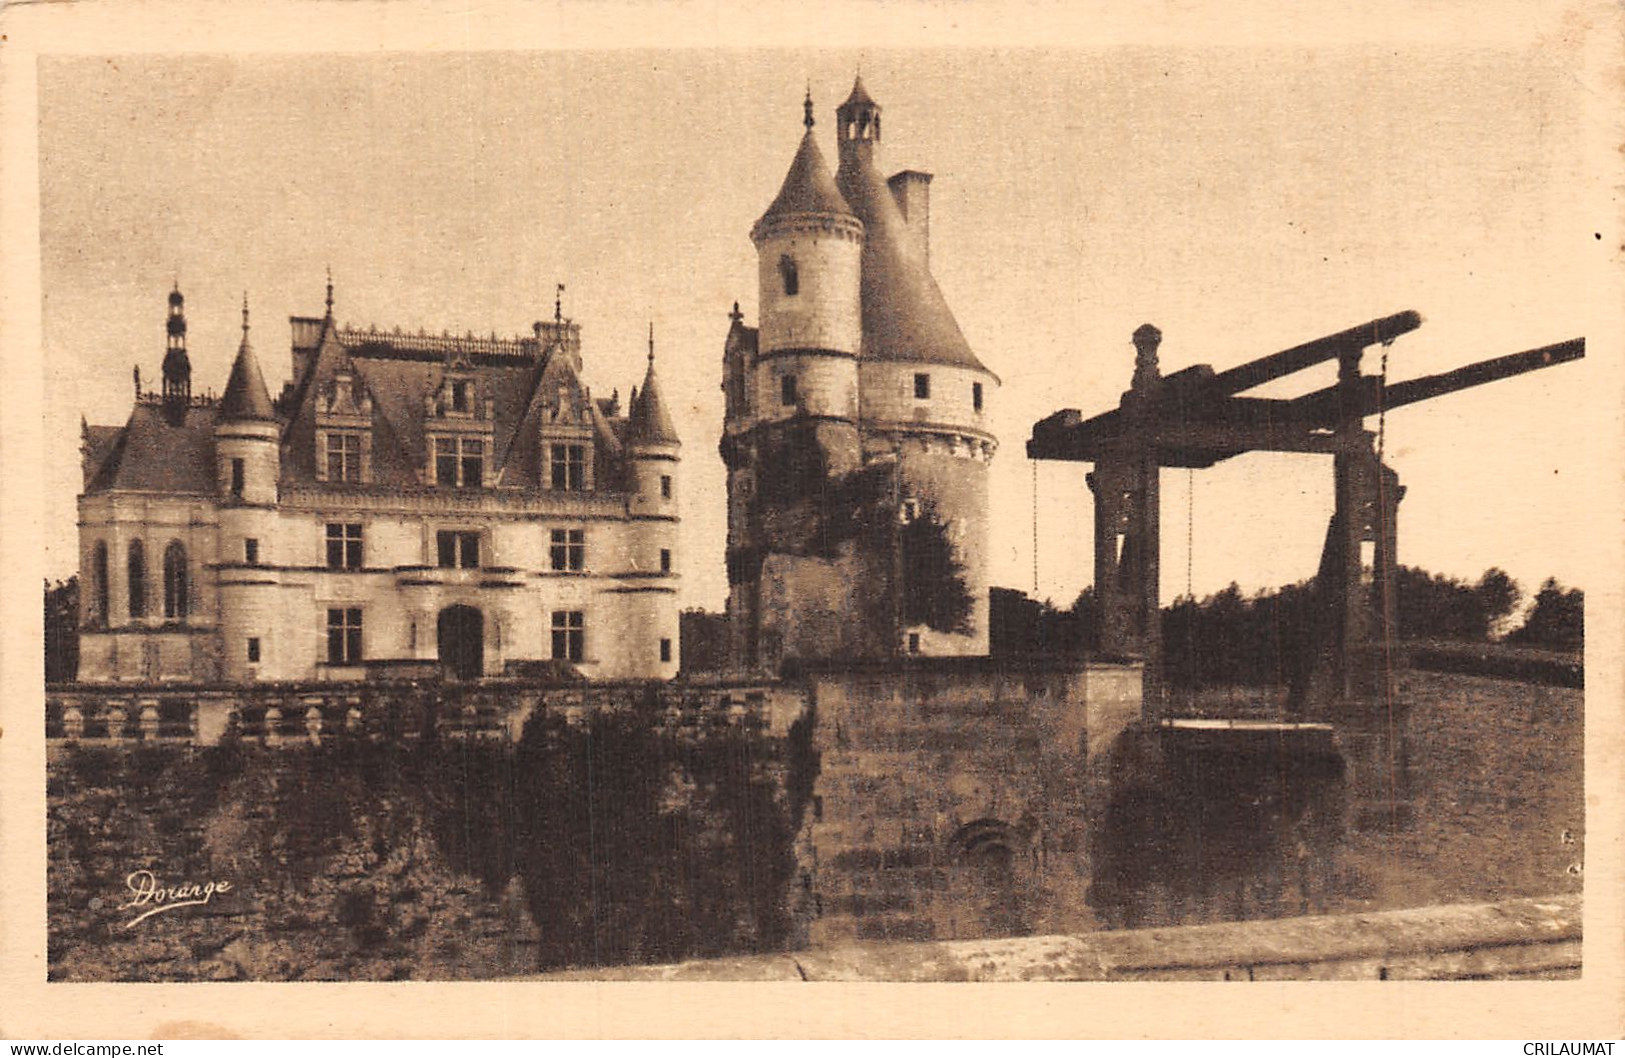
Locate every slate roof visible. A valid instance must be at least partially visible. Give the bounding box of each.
[87,310,661,498]
[843,75,877,109]
[756,130,857,232]
[627,357,680,446]
[85,403,220,494]
[834,101,990,375]
[278,320,658,488]
[219,337,276,421]
[81,425,123,488]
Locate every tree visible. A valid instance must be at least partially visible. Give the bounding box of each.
[44,576,79,683]
[1508,577,1584,652]
[1395,565,1517,641]
[898,503,973,634]
[1474,568,1522,638]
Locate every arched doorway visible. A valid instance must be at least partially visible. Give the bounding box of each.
[437,605,484,680]
[942,817,1032,940]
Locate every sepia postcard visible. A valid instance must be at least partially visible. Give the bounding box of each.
[1,0,1621,1040]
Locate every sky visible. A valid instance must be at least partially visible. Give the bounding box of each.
[36,43,1608,614]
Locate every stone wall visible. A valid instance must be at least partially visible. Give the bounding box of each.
[792,657,1142,945]
[47,688,813,981]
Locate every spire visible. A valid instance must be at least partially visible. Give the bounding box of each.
[160,284,192,422]
[804,85,815,130]
[627,328,679,447]
[324,266,334,319]
[220,292,276,421]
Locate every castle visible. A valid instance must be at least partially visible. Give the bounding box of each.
[76,280,682,684]
[723,79,1000,668]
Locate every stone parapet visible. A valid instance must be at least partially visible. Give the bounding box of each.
[534,893,1580,981]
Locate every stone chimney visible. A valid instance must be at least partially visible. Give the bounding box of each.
[888,169,933,268]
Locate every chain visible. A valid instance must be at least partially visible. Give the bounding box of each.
[1186,468,1195,600]
[1031,459,1040,595]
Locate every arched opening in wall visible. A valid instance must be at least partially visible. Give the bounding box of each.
[126,540,146,620]
[779,255,799,296]
[91,542,109,628]
[438,604,484,681]
[944,817,1033,940]
[163,541,188,620]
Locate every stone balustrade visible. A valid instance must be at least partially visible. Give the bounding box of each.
[45,677,809,748]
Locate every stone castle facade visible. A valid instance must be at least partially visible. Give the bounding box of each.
[723,80,1000,669]
[77,281,681,684]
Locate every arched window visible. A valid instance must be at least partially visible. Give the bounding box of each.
[779,255,799,296]
[92,542,109,627]
[163,541,188,620]
[126,540,146,620]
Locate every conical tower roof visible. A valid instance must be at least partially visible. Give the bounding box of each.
[843,74,877,109]
[627,335,680,446]
[219,298,276,421]
[755,129,856,234]
[834,105,988,373]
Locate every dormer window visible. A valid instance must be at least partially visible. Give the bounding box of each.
[315,374,373,485]
[779,255,799,296]
[452,380,470,412]
[326,432,363,483]
[549,443,586,491]
[432,437,484,488]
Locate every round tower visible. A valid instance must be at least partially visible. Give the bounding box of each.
[831,77,1001,656]
[748,91,866,481]
[626,331,682,679]
[214,294,281,680]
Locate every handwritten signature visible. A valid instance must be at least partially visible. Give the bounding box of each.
[117,869,233,928]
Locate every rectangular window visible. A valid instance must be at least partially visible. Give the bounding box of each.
[325,523,362,570]
[436,530,481,569]
[549,443,586,491]
[914,373,930,399]
[550,528,585,572]
[551,610,585,662]
[434,436,484,487]
[973,382,984,412]
[660,638,672,663]
[247,637,261,663]
[659,548,672,573]
[908,632,921,654]
[780,374,798,406]
[230,458,245,497]
[435,437,458,487]
[660,474,672,499]
[244,538,259,565]
[326,432,362,483]
[326,607,362,665]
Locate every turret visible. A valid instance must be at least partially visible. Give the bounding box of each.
[626,327,681,676]
[835,76,881,175]
[748,92,866,477]
[214,294,280,506]
[214,293,282,681]
[627,325,681,513]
